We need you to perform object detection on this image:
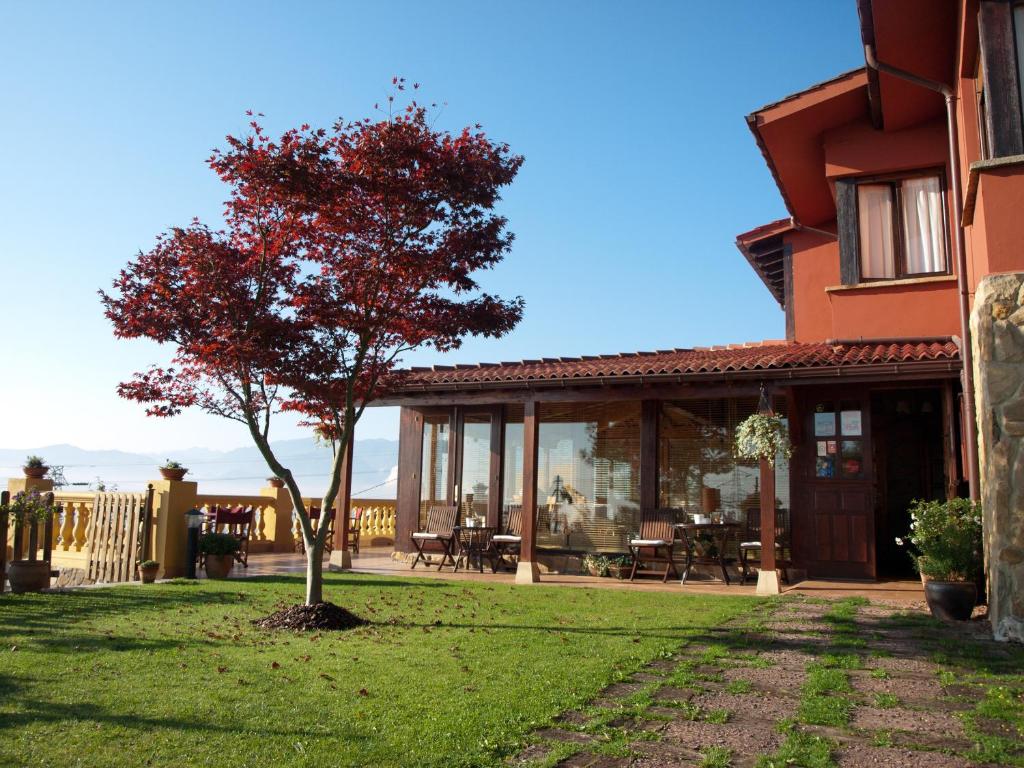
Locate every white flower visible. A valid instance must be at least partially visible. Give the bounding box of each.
[894,537,904,546]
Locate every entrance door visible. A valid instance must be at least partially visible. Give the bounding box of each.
[798,391,876,579]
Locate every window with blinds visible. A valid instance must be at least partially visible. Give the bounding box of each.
[502,405,525,529]
[536,402,641,552]
[658,397,789,528]
[459,414,491,521]
[419,413,450,528]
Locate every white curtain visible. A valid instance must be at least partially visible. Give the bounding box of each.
[901,176,947,274]
[857,184,895,279]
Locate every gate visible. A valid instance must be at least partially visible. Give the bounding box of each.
[85,488,155,583]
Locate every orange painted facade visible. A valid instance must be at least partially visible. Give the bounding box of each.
[740,0,1024,345]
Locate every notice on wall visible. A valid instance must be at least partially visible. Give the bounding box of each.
[817,440,827,456]
[841,410,862,436]
[814,412,836,437]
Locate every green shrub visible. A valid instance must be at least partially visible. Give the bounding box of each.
[897,498,982,581]
[199,532,241,556]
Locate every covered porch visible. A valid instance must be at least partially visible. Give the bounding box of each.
[363,338,964,592]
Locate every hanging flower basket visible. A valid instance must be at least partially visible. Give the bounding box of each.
[735,413,792,466]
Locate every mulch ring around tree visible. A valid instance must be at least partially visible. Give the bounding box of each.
[252,601,368,632]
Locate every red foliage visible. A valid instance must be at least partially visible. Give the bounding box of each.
[101,92,523,450]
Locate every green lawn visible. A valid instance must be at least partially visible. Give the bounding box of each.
[0,574,753,767]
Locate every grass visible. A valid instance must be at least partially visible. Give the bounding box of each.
[700,745,733,767]
[755,730,835,768]
[873,692,899,709]
[0,573,753,768]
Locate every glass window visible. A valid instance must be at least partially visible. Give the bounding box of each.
[659,398,764,523]
[419,413,450,527]
[537,402,640,552]
[857,184,896,279]
[853,174,948,281]
[502,405,524,529]
[900,176,948,274]
[459,414,491,523]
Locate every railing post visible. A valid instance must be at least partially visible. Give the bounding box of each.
[151,478,197,579]
[259,485,295,553]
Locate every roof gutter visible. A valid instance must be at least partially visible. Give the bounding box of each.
[863,43,979,501]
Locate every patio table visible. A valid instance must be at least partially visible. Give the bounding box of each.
[675,522,740,585]
[453,526,497,573]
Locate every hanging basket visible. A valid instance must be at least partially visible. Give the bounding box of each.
[735,414,792,466]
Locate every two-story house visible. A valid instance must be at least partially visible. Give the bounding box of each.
[354,0,1024,590]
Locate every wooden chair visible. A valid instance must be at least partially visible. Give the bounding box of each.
[739,508,790,584]
[628,509,679,582]
[410,505,458,570]
[208,505,254,567]
[348,506,362,554]
[300,505,336,555]
[491,504,523,571]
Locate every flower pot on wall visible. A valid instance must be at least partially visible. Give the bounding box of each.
[267,477,285,488]
[22,466,48,479]
[204,554,234,579]
[140,565,159,584]
[159,467,188,481]
[924,581,976,622]
[7,560,51,593]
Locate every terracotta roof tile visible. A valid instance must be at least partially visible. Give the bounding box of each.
[397,339,959,390]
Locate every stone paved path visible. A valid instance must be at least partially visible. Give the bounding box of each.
[507,597,1024,768]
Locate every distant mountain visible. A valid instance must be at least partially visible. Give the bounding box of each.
[0,438,398,498]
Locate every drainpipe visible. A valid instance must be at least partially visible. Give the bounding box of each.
[863,44,980,501]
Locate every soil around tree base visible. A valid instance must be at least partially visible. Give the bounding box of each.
[252,602,368,632]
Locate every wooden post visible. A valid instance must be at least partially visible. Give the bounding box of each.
[329,442,353,570]
[516,399,541,584]
[941,381,959,500]
[487,405,503,530]
[0,491,8,593]
[757,392,781,596]
[640,399,659,511]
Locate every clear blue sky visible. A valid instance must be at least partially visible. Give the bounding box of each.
[0,0,862,453]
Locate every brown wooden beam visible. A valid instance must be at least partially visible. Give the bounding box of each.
[640,399,658,511]
[516,399,540,583]
[329,440,354,568]
[757,392,780,595]
[487,404,503,529]
[941,380,960,499]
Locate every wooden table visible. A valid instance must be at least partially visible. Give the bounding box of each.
[675,523,740,585]
[453,526,497,573]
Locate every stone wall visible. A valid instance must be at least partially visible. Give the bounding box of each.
[971,272,1024,642]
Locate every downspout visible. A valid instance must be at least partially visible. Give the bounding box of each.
[863,44,980,501]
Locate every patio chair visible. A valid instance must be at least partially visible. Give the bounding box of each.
[628,509,679,582]
[491,504,523,572]
[739,508,790,584]
[206,505,254,567]
[410,505,458,570]
[298,505,337,556]
[347,506,362,554]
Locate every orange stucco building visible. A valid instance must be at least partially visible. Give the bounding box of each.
[363,0,1024,589]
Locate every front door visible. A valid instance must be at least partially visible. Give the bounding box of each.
[797,390,876,579]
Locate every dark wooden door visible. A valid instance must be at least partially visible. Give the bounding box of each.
[797,389,876,579]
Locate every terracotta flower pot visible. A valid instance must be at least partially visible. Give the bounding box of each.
[140,565,159,584]
[924,581,977,622]
[204,554,235,579]
[267,477,285,488]
[22,466,48,479]
[7,560,51,593]
[159,467,188,481]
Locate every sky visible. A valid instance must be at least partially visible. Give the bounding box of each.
[0,0,863,454]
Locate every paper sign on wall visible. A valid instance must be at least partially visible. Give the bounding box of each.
[814,412,836,437]
[841,410,862,436]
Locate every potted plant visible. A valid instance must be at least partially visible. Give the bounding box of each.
[199,532,240,579]
[267,476,285,488]
[734,414,793,465]
[22,455,48,480]
[582,553,609,577]
[1,490,57,592]
[897,498,983,622]
[159,459,189,481]
[139,559,160,584]
[606,555,631,579]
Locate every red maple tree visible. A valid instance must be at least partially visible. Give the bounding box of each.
[102,83,524,604]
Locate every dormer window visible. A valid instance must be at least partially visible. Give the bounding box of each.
[837,171,950,284]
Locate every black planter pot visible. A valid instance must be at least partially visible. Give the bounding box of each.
[924,580,977,622]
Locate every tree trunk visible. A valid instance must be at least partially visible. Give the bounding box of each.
[305,540,324,604]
